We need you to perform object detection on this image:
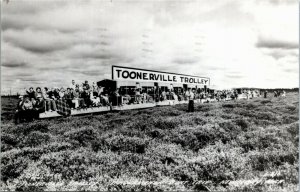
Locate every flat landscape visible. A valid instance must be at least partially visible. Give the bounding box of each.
[1,93,298,191]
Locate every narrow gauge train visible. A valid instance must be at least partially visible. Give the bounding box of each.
[39,65,211,119]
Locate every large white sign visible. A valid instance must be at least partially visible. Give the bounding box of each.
[112,66,210,85]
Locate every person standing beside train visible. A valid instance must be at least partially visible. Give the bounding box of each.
[186,88,194,112]
[264,90,268,98]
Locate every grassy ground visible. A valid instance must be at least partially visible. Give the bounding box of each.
[1,93,298,191]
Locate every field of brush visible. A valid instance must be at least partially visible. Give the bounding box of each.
[1,93,299,191]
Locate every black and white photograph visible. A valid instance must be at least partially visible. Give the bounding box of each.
[1,0,299,191]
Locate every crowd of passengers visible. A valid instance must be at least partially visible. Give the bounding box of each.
[15,79,287,123]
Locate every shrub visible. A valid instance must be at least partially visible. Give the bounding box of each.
[222,103,236,108]
[147,128,165,139]
[119,128,145,138]
[108,182,164,192]
[129,117,155,131]
[247,149,298,171]
[40,142,74,154]
[256,112,277,121]
[93,134,149,154]
[64,126,100,147]
[184,142,246,186]
[106,135,149,154]
[21,131,51,147]
[1,149,31,182]
[234,119,249,131]
[1,133,19,152]
[218,121,242,142]
[40,150,97,181]
[12,121,49,135]
[168,130,199,150]
[286,122,299,142]
[282,114,299,124]
[195,104,211,112]
[261,100,272,104]
[154,118,180,130]
[193,117,207,126]
[156,107,183,117]
[14,163,52,191]
[237,129,288,152]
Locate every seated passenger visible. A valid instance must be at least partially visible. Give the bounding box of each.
[160,90,166,101]
[33,95,46,118]
[35,87,43,99]
[48,88,58,100]
[100,93,110,106]
[141,91,147,103]
[172,91,178,101]
[135,88,141,104]
[59,87,65,99]
[90,89,101,107]
[83,80,90,90]
[122,93,131,105]
[72,87,81,109]
[81,88,92,108]
[110,89,122,106]
[92,82,98,94]
[21,96,34,121]
[43,87,57,111]
[26,87,36,100]
[64,88,73,108]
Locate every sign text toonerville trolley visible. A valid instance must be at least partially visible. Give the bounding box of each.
[39,65,211,118]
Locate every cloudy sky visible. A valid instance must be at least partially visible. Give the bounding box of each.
[1,0,298,94]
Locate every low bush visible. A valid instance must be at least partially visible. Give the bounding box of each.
[108,182,164,192]
[261,100,272,104]
[195,104,211,112]
[181,143,246,186]
[147,128,165,139]
[237,129,289,152]
[234,119,249,131]
[129,116,155,131]
[64,126,100,147]
[106,135,149,154]
[282,114,299,124]
[222,103,236,108]
[21,131,51,147]
[1,149,31,182]
[93,134,149,154]
[1,93,298,191]
[286,123,299,145]
[153,118,180,130]
[168,130,199,151]
[11,121,50,136]
[247,149,298,171]
[42,142,74,153]
[1,133,20,152]
[40,150,98,181]
[14,163,52,191]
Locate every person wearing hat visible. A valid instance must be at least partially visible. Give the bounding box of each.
[33,94,46,118]
[264,90,268,98]
[83,80,90,91]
